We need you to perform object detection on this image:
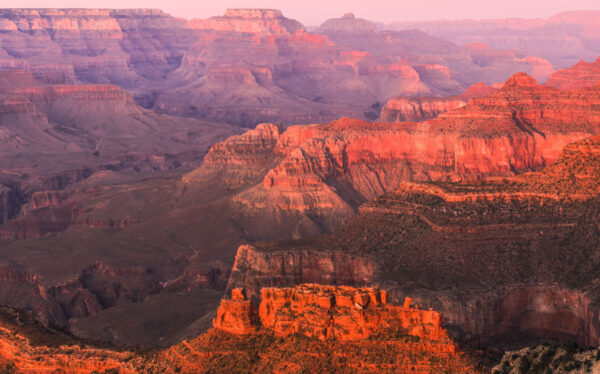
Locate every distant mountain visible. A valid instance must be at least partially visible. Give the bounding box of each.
[545,57,600,89]
[390,11,600,69]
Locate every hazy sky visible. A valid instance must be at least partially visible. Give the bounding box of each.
[7,0,600,26]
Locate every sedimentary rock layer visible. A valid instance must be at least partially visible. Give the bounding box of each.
[378,82,498,122]
[226,134,600,348]
[545,57,600,89]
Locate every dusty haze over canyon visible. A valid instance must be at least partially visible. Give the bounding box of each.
[0,4,599,373]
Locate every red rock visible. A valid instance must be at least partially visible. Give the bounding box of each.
[0,303,478,373]
[231,134,600,348]
[545,57,600,89]
[213,288,258,335]
[214,284,447,341]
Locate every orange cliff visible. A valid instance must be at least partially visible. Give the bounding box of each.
[186,72,600,225]
[153,284,478,373]
[0,288,477,373]
[223,134,600,348]
[214,284,446,341]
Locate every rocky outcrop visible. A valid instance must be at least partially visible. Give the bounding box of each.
[545,57,600,89]
[222,73,600,222]
[212,288,259,335]
[215,284,445,341]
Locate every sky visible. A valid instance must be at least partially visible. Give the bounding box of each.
[5,0,600,26]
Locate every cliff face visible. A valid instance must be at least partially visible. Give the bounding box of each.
[215,284,445,340]
[153,9,555,126]
[226,245,375,300]
[216,73,600,225]
[545,57,600,89]
[0,8,558,126]
[0,9,195,87]
[377,82,498,122]
[225,134,600,348]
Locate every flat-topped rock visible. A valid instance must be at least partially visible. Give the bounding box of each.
[223,9,285,20]
[214,284,446,341]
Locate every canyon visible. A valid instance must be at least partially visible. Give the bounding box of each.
[1,71,600,349]
[391,11,600,69]
[226,134,600,350]
[0,8,560,126]
[0,5,600,371]
[0,69,241,228]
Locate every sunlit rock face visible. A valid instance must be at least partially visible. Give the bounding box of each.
[223,134,600,348]
[545,57,600,89]
[214,284,445,340]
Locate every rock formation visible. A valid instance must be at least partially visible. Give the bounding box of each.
[545,57,600,89]
[155,284,476,373]
[214,284,446,341]
[0,291,479,373]
[156,9,556,126]
[0,8,558,126]
[390,11,600,69]
[315,12,379,35]
[226,134,600,348]
[190,9,304,35]
[219,73,600,228]
[378,82,497,122]
[2,71,600,347]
